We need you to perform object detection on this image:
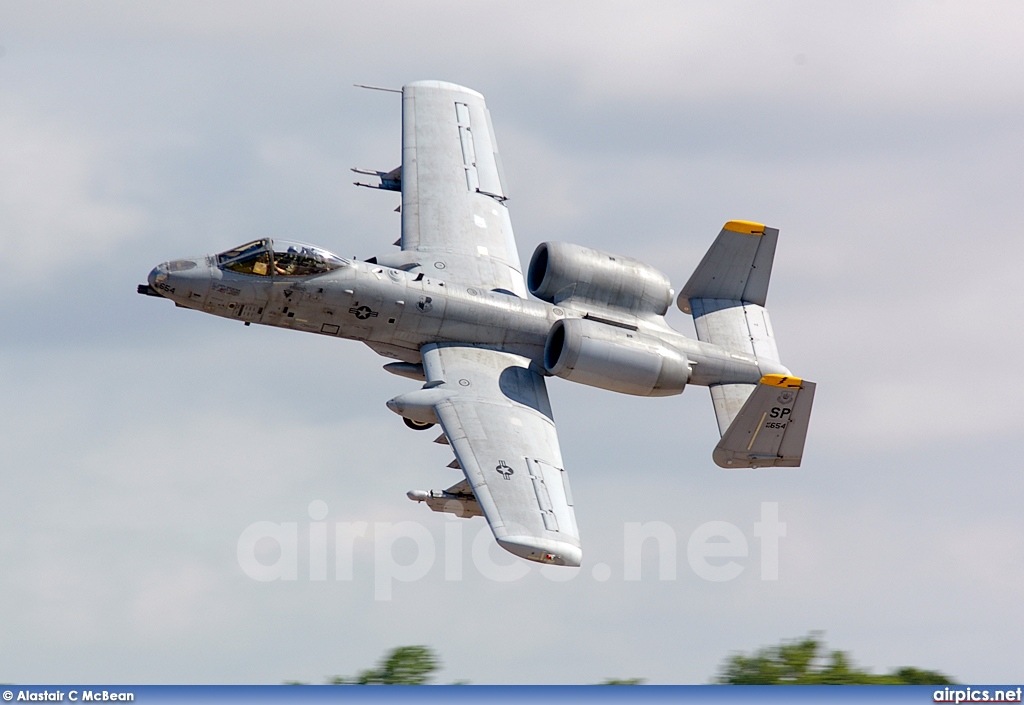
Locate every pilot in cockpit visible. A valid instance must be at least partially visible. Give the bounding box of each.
[217,239,345,278]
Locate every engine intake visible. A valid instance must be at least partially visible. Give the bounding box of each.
[528,242,673,316]
[544,318,689,397]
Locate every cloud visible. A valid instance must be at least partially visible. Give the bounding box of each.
[7,1,1024,111]
[0,107,146,283]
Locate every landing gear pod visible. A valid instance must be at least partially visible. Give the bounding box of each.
[386,387,454,426]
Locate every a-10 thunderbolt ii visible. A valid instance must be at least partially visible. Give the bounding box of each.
[140,80,816,568]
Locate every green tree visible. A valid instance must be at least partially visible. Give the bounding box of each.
[327,645,439,685]
[890,667,960,685]
[715,632,956,685]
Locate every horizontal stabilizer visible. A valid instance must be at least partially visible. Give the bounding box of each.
[691,298,781,364]
[709,383,757,436]
[713,375,815,469]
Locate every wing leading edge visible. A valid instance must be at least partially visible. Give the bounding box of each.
[419,343,582,566]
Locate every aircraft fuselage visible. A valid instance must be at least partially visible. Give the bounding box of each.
[146,250,786,390]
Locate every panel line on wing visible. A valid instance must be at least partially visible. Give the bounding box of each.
[455,102,480,193]
[527,458,559,531]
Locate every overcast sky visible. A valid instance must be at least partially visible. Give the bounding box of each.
[2,0,1023,685]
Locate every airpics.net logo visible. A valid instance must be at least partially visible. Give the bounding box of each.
[236,501,787,600]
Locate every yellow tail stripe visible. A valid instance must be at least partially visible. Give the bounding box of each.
[760,374,803,389]
[724,220,766,235]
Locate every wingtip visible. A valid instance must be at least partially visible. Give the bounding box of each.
[403,80,484,99]
[497,536,582,567]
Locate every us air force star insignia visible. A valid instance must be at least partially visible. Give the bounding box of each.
[777,391,795,404]
[348,305,378,320]
[495,460,513,480]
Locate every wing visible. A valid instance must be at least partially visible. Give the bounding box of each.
[420,343,582,566]
[400,80,527,296]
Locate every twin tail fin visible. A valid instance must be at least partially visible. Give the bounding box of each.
[712,374,816,468]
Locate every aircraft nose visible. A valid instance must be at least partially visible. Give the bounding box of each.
[148,263,168,290]
[146,259,206,300]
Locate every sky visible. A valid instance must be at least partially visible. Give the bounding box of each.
[1,0,1023,685]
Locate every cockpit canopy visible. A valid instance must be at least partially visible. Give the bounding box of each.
[216,239,347,277]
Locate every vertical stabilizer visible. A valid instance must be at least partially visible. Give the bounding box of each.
[713,375,815,468]
[680,221,780,363]
[678,220,778,312]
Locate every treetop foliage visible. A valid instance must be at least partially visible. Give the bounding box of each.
[715,632,956,685]
[290,634,954,685]
[328,645,439,685]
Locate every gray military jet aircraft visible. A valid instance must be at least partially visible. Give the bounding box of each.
[140,80,815,567]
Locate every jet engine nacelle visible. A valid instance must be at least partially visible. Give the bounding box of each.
[543,318,690,397]
[528,242,674,316]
